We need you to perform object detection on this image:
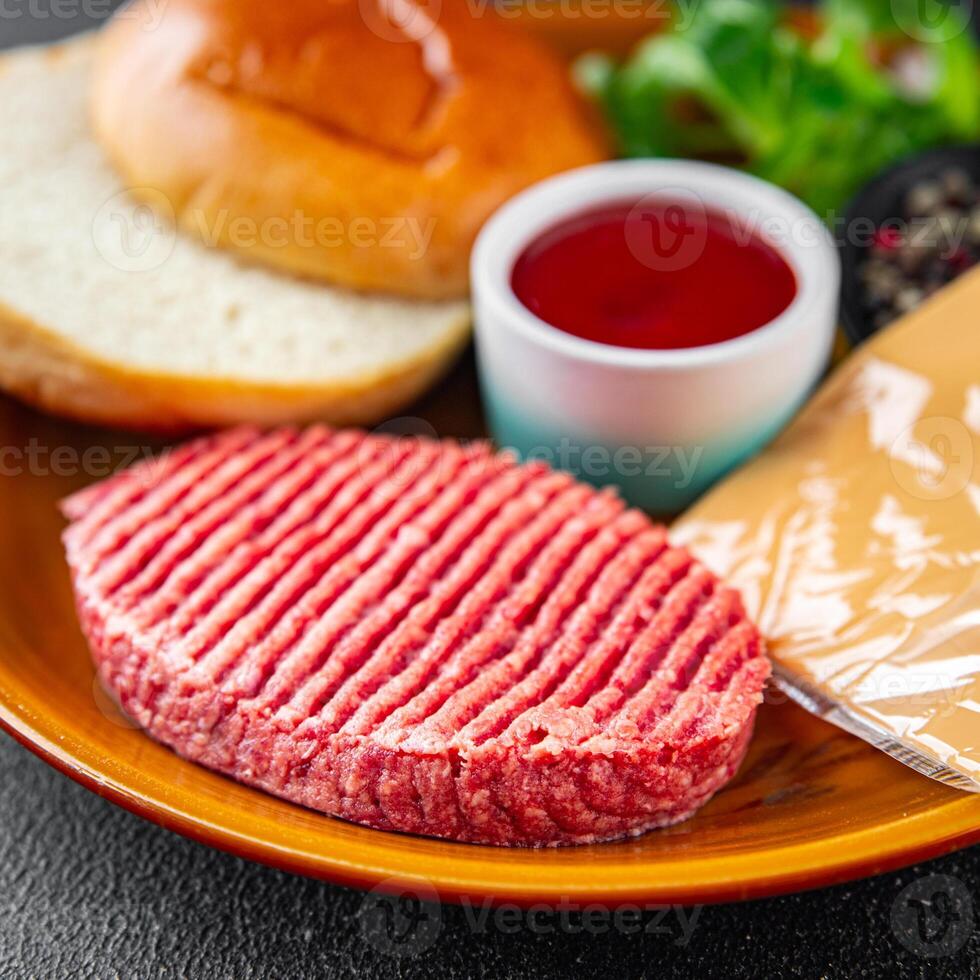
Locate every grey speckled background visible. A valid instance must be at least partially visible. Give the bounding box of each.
[0,4,978,978]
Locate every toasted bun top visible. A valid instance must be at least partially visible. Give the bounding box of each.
[91,0,608,299]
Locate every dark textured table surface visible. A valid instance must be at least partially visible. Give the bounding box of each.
[1,6,979,979]
[1,731,978,979]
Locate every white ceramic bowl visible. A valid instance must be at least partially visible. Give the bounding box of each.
[471,160,841,513]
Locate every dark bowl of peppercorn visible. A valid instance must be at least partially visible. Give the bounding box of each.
[840,144,980,346]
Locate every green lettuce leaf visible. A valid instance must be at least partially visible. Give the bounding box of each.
[577,0,980,215]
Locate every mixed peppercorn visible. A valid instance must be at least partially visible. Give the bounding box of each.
[859,168,980,331]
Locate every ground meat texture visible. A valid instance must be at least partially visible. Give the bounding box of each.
[61,426,769,847]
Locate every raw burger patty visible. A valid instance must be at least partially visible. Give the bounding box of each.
[62,426,769,846]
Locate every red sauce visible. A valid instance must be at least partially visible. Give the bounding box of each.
[511,200,797,350]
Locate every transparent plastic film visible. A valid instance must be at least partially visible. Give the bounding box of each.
[674,269,980,791]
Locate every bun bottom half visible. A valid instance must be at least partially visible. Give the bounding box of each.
[0,38,470,431]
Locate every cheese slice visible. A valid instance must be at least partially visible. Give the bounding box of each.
[675,268,980,790]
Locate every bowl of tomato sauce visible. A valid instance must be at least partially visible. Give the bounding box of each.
[472,160,840,513]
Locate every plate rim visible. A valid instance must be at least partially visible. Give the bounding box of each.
[4,692,980,908]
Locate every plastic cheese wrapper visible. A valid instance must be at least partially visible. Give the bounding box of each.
[673,269,980,792]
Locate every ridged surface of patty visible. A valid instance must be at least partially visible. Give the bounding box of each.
[62,427,769,846]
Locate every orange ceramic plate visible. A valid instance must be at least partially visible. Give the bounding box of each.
[1,384,979,907]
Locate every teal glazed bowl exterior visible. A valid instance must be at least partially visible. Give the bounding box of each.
[471,161,841,514]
